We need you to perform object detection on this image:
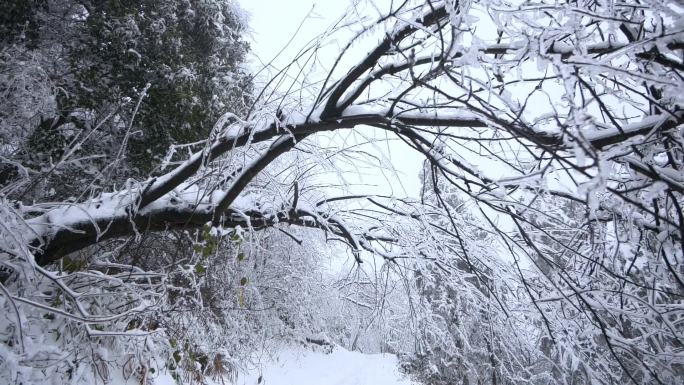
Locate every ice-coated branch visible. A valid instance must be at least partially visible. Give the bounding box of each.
[29,102,682,265]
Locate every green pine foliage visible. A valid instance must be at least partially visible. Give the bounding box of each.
[0,0,252,200]
[68,0,252,175]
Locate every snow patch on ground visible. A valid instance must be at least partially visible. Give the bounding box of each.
[236,345,416,385]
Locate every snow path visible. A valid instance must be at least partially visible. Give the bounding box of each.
[236,346,416,385]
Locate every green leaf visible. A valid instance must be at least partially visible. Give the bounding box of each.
[238,289,245,307]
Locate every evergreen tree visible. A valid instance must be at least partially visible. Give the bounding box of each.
[0,0,251,200]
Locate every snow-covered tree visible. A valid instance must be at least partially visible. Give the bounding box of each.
[1,0,682,384]
[1,0,251,201]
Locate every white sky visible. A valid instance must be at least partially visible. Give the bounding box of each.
[238,0,348,64]
[237,0,424,199]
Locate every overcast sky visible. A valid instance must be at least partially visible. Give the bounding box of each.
[238,0,348,65]
[237,0,424,198]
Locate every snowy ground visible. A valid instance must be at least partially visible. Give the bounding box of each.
[113,345,416,385]
[237,346,416,385]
